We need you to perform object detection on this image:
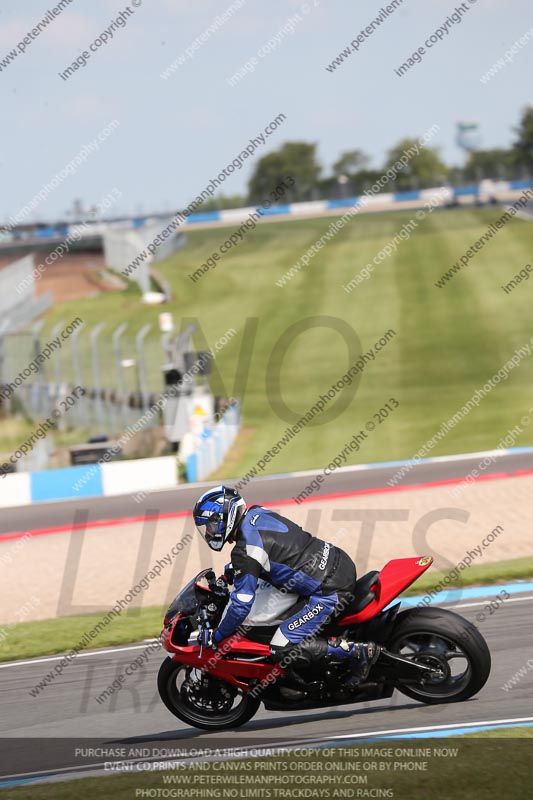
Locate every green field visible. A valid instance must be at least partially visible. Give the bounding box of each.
[30,206,533,478]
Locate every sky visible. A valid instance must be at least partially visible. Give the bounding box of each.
[0,0,531,222]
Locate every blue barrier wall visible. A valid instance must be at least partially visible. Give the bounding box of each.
[394,191,421,202]
[30,465,103,503]
[186,211,222,224]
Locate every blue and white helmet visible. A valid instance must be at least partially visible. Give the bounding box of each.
[193,485,247,551]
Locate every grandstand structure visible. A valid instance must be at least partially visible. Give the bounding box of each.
[0,213,185,303]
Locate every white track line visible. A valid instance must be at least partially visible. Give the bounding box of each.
[451,595,533,610]
[310,716,533,743]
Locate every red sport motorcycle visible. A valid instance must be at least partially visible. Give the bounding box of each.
[158,556,491,730]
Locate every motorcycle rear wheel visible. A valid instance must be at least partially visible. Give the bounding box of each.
[388,607,491,704]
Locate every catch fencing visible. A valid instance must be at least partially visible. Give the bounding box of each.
[0,321,196,438]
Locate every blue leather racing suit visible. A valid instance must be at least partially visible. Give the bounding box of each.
[212,506,357,664]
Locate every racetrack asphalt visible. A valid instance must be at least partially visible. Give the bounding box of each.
[1,590,531,783]
[1,448,532,536]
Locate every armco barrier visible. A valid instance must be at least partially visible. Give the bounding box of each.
[0,455,177,507]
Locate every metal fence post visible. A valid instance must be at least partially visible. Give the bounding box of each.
[31,319,46,416]
[112,322,128,425]
[49,320,65,411]
[136,323,152,412]
[90,322,105,429]
[70,321,86,428]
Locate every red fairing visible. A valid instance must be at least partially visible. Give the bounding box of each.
[339,556,433,626]
[166,634,282,692]
[163,611,181,630]
[160,625,173,650]
[218,635,272,658]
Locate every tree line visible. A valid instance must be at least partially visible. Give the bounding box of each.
[201,106,533,210]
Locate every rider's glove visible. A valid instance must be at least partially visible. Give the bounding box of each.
[223,563,235,585]
[198,627,217,649]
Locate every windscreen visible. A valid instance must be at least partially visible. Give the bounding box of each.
[164,568,213,623]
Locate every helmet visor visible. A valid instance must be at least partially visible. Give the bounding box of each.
[205,519,219,536]
[195,516,224,550]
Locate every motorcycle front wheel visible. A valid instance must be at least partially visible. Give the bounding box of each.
[157,657,261,730]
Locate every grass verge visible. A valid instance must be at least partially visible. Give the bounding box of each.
[461,726,533,738]
[0,605,166,663]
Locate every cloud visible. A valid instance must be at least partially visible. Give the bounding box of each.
[161,0,212,12]
[0,18,33,49]
[45,14,96,48]
[67,93,117,121]
[180,106,223,128]
[0,13,95,52]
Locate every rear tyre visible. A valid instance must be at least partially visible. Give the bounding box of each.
[388,607,491,704]
[157,657,261,730]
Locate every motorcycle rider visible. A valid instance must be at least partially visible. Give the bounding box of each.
[193,485,380,686]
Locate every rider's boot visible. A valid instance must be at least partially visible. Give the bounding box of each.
[327,637,381,686]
